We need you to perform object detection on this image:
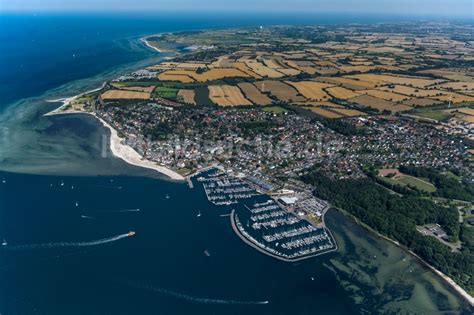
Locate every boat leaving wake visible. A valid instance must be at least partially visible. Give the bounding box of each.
[107,208,140,213]
[2,232,134,250]
[117,278,269,305]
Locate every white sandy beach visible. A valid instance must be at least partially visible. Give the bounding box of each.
[44,93,184,181]
[141,37,162,53]
[93,113,184,181]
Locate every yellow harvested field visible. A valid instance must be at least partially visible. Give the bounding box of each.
[337,65,375,73]
[253,81,306,103]
[295,101,345,108]
[194,68,250,82]
[362,90,411,102]
[316,77,377,90]
[431,93,474,103]
[379,85,440,97]
[178,89,196,105]
[460,115,474,123]
[326,86,361,99]
[262,58,282,69]
[244,60,284,78]
[208,85,253,107]
[299,67,318,74]
[276,68,301,76]
[159,68,249,82]
[237,83,272,105]
[455,108,474,116]
[158,72,195,83]
[152,62,206,70]
[307,107,344,118]
[347,74,442,88]
[286,81,333,101]
[348,95,411,112]
[209,56,233,68]
[419,69,474,82]
[101,90,150,100]
[119,86,156,93]
[331,108,368,117]
[233,62,261,78]
[175,62,207,69]
[437,82,474,91]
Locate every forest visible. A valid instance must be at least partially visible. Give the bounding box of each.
[302,168,473,294]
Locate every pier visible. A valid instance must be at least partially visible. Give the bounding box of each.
[186,177,194,189]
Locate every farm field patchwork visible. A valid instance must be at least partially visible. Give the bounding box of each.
[326,86,361,99]
[101,90,151,100]
[237,82,273,105]
[253,80,306,103]
[208,85,253,106]
[178,89,196,105]
[285,81,333,101]
[348,95,411,112]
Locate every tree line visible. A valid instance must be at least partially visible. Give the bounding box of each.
[301,168,473,294]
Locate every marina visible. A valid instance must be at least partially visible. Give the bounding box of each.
[194,168,337,261]
[198,171,259,206]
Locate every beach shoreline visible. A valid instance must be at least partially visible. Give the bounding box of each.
[140,36,162,53]
[44,97,185,181]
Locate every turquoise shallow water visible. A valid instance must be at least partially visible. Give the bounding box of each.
[0,12,472,314]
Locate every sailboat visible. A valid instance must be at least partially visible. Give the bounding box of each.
[60,180,65,187]
[2,238,7,246]
[75,202,79,207]
[197,210,202,217]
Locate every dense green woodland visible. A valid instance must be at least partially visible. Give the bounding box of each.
[302,169,473,294]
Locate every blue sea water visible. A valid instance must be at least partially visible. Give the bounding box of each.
[0,12,472,314]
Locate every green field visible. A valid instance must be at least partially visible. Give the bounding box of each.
[410,110,453,121]
[153,86,179,100]
[262,106,288,113]
[377,176,401,187]
[378,175,436,193]
[397,175,436,193]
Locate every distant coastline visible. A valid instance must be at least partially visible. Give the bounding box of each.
[140,37,162,53]
[43,34,185,181]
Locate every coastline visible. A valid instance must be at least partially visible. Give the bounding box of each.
[140,36,162,53]
[44,83,107,116]
[38,29,472,307]
[92,113,185,181]
[332,207,474,306]
[44,98,185,181]
[42,32,186,181]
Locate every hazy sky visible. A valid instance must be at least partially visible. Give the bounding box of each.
[1,0,473,17]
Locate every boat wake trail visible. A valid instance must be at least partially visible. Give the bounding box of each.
[106,208,140,213]
[3,232,134,250]
[81,214,96,220]
[117,279,269,305]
